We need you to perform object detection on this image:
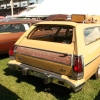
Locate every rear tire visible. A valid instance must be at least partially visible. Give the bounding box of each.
[71,85,83,93]
[95,66,100,79]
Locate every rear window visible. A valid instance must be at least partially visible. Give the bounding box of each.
[28,25,74,44]
[0,23,30,33]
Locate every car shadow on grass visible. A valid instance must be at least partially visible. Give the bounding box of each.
[0,84,21,100]
[4,68,72,100]
[25,75,72,100]
[0,54,9,59]
[94,91,100,100]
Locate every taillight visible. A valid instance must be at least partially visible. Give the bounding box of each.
[9,45,15,56]
[73,57,82,73]
[73,56,84,80]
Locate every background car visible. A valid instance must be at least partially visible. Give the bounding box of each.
[0,18,41,54]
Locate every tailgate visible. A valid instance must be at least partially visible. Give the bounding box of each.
[15,38,74,76]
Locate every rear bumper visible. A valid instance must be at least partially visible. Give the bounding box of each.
[7,60,85,91]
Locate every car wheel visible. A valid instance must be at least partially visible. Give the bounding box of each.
[95,65,100,79]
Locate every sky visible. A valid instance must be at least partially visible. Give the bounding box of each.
[30,0,44,4]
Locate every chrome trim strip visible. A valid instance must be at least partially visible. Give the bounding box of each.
[72,55,84,79]
[85,55,100,66]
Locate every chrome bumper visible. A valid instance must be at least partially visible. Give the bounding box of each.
[8,62,84,91]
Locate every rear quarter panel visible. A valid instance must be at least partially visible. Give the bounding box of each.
[76,24,100,81]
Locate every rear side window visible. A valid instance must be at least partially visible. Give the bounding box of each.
[28,25,74,44]
[84,26,100,45]
[0,23,30,33]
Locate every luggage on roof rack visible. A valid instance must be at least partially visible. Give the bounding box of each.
[45,14,100,24]
[45,14,86,23]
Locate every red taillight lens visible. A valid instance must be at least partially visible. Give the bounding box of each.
[73,57,83,73]
[9,45,15,56]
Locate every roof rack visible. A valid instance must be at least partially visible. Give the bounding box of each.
[45,14,100,24]
[45,14,86,23]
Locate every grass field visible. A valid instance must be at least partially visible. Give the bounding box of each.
[0,54,100,100]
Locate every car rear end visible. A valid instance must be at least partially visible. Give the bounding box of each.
[8,21,85,92]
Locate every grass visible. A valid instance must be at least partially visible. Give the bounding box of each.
[0,54,100,100]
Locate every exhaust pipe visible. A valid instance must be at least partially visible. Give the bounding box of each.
[21,67,29,76]
[44,74,52,84]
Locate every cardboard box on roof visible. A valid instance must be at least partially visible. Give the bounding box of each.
[92,15,100,23]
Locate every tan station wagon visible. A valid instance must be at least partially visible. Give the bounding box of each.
[7,14,100,92]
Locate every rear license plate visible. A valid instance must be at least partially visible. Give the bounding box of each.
[29,70,45,79]
[34,71,45,78]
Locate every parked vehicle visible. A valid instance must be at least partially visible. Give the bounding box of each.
[7,14,100,92]
[0,18,41,54]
